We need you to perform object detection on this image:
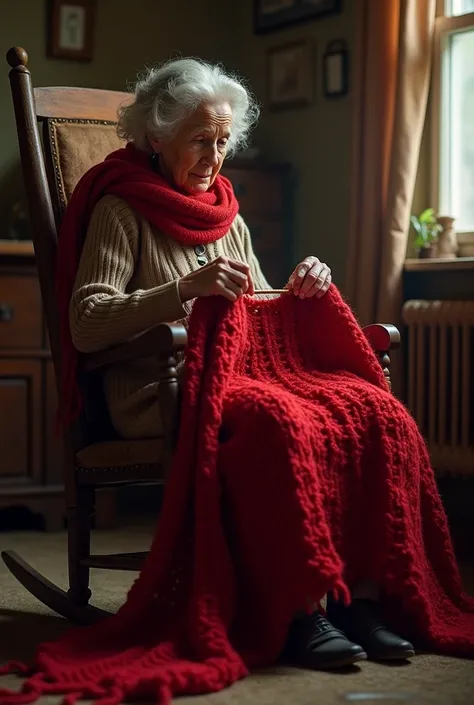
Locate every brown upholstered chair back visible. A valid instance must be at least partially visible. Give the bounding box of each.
[45,120,125,220]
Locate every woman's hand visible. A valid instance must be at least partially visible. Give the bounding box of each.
[286,256,332,299]
[179,256,255,303]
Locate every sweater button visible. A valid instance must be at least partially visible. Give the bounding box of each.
[194,245,206,256]
[197,256,208,267]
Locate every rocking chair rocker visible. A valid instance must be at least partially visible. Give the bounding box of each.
[1,46,400,625]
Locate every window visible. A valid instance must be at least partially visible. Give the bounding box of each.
[433,0,474,235]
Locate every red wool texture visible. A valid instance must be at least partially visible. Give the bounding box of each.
[1,288,473,705]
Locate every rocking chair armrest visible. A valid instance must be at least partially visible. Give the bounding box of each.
[362,323,401,353]
[80,320,398,372]
[81,323,188,372]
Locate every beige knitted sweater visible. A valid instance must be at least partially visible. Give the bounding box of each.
[70,195,270,439]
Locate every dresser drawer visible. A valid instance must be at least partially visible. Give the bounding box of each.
[0,358,42,481]
[224,169,284,216]
[0,274,43,348]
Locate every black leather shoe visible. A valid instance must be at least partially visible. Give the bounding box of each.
[327,597,415,661]
[284,611,367,670]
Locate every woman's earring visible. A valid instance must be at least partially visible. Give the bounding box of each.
[150,150,159,171]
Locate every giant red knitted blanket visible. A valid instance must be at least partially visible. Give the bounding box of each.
[1,288,473,705]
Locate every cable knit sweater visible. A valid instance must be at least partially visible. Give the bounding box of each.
[69,195,270,439]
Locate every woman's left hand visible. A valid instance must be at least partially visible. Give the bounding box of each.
[286,256,332,299]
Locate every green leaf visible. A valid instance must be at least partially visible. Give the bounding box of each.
[411,208,441,249]
[415,233,426,248]
[410,216,421,234]
[419,207,435,223]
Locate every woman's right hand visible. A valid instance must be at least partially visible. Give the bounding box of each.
[178,256,255,303]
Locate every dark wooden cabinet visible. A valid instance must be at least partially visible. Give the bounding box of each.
[0,272,43,348]
[0,241,66,530]
[222,161,292,287]
[0,244,116,530]
[0,358,42,483]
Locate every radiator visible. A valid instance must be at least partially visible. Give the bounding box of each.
[402,300,474,476]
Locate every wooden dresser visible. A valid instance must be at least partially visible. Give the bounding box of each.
[0,161,292,528]
[0,240,65,529]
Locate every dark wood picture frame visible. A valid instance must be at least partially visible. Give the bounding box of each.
[255,0,341,34]
[47,0,96,62]
[267,39,314,110]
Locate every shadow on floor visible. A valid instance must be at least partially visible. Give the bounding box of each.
[0,608,69,663]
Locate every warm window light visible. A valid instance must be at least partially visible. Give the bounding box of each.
[441,29,474,232]
[434,0,474,240]
[447,0,474,16]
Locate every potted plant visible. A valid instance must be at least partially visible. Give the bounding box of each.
[410,208,442,258]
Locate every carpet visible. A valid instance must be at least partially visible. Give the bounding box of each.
[0,520,473,705]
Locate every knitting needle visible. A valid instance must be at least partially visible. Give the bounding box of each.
[253,289,290,295]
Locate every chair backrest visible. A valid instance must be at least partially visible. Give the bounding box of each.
[6,46,131,386]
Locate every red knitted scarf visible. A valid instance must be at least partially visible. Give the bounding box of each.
[2,288,473,705]
[55,143,238,427]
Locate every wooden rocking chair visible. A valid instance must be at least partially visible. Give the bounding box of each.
[1,46,400,625]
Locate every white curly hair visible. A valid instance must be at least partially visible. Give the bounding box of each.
[117,57,260,157]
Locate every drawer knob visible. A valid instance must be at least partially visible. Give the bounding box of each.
[0,303,13,322]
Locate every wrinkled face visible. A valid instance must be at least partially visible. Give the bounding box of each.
[149,102,232,195]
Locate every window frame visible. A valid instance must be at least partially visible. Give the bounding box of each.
[431,0,474,236]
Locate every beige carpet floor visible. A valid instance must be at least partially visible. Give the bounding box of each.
[0,522,473,705]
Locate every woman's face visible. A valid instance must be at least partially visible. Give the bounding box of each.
[150,102,232,195]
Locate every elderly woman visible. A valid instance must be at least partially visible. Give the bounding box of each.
[66,62,333,441]
[7,58,471,705]
[65,58,413,667]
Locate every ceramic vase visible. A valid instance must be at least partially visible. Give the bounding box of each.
[437,216,457,259]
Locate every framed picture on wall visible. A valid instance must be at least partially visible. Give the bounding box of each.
[255,0,341,34]
[47,0,96,61]
[322,39,349,98]
[267,40,314,109]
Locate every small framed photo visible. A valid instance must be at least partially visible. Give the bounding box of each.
[47,0,96,62]
[322,39,349,98]
[267,40,314,110]
[255,0,341,34]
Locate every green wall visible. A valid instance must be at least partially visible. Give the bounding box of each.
[2,0,355,285]
[231,1,357,285]
[0,0,235,232]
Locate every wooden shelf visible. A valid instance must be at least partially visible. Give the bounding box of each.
[0,240,34,257]
[404,257,474,272]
